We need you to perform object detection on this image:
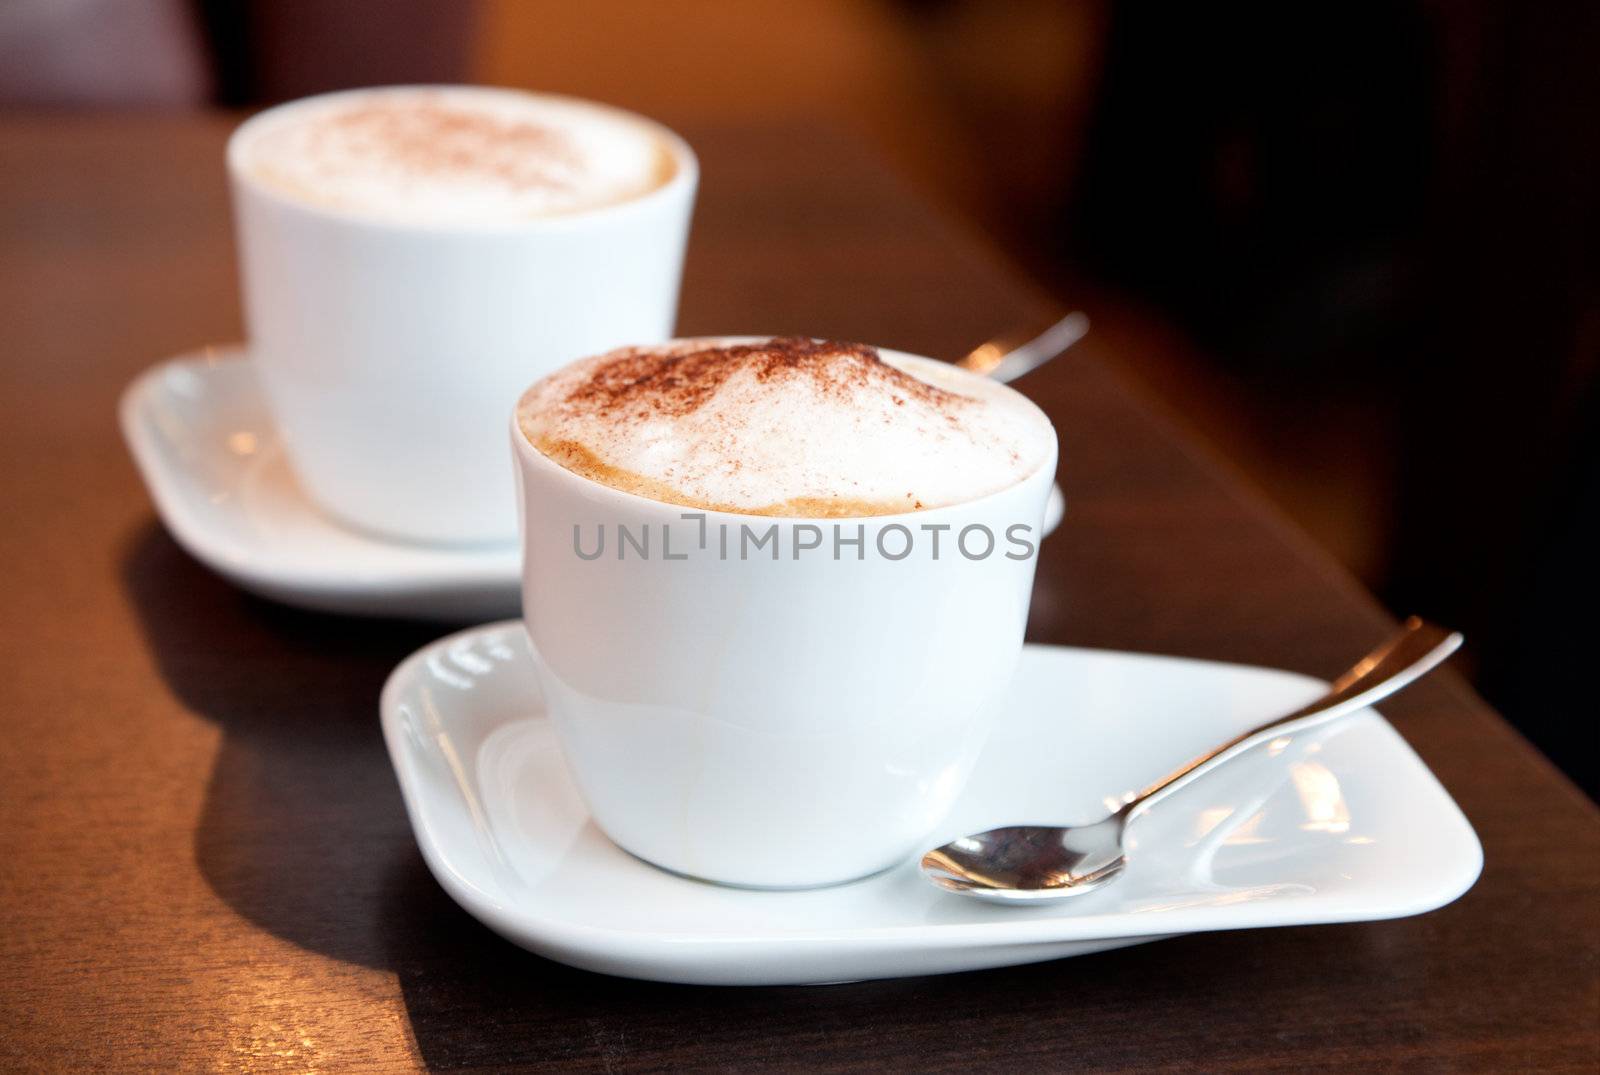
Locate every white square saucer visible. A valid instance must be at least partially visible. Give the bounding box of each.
[119,347,1067,620]
[120,347,522,620]
[380,622,1481,986]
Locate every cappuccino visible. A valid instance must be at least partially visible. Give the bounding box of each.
[516,337,1055,517]
[227,87,696,544]
[233,86,675,224]
[512,337,1057,886]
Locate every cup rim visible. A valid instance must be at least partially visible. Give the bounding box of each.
[226,84,699,236]
[510,341,1060,527]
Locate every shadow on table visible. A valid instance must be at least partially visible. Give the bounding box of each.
[120,520,449,970]
[377,849,1382,1072]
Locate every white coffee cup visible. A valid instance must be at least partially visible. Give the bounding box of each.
[227,86,698,545]
[511,349,1057,888]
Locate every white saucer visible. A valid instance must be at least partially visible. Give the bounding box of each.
[120,347,524,620]
[381,622,1482,986]
[120,347,1067,620]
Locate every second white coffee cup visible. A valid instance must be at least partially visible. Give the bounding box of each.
[228,86,698,545]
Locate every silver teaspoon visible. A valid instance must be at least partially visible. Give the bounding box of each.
[921,617,1462,903]
[957,311,1090,383]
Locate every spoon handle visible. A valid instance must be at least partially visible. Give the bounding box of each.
[1124,618,1462,822]
[957,312,1090,382]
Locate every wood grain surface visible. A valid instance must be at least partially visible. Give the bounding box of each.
[0,113,1595,1072]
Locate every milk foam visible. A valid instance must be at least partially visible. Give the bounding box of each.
[235,87,673,224]
[517,338,1056,517]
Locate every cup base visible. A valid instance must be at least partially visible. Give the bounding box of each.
[606,831,918,891]
[304,488,519,551]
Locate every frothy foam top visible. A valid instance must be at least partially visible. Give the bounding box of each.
[235,87,675,223]
[517,337,1055,517]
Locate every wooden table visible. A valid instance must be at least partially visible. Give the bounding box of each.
[1,112,1596,1073]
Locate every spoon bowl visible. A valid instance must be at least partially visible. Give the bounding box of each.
[922,818,1128,902]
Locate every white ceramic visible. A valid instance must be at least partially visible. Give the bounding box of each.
[120,348,520,620]
[513,351,1058,888]
[229,86,698,546]
[119,348,1066,620]
[381,622,1483,986]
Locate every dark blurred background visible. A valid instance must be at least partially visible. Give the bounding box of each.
[2,0,1594,797]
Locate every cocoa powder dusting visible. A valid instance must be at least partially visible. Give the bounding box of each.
[318,98,583,191]
[561,337,962,419]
